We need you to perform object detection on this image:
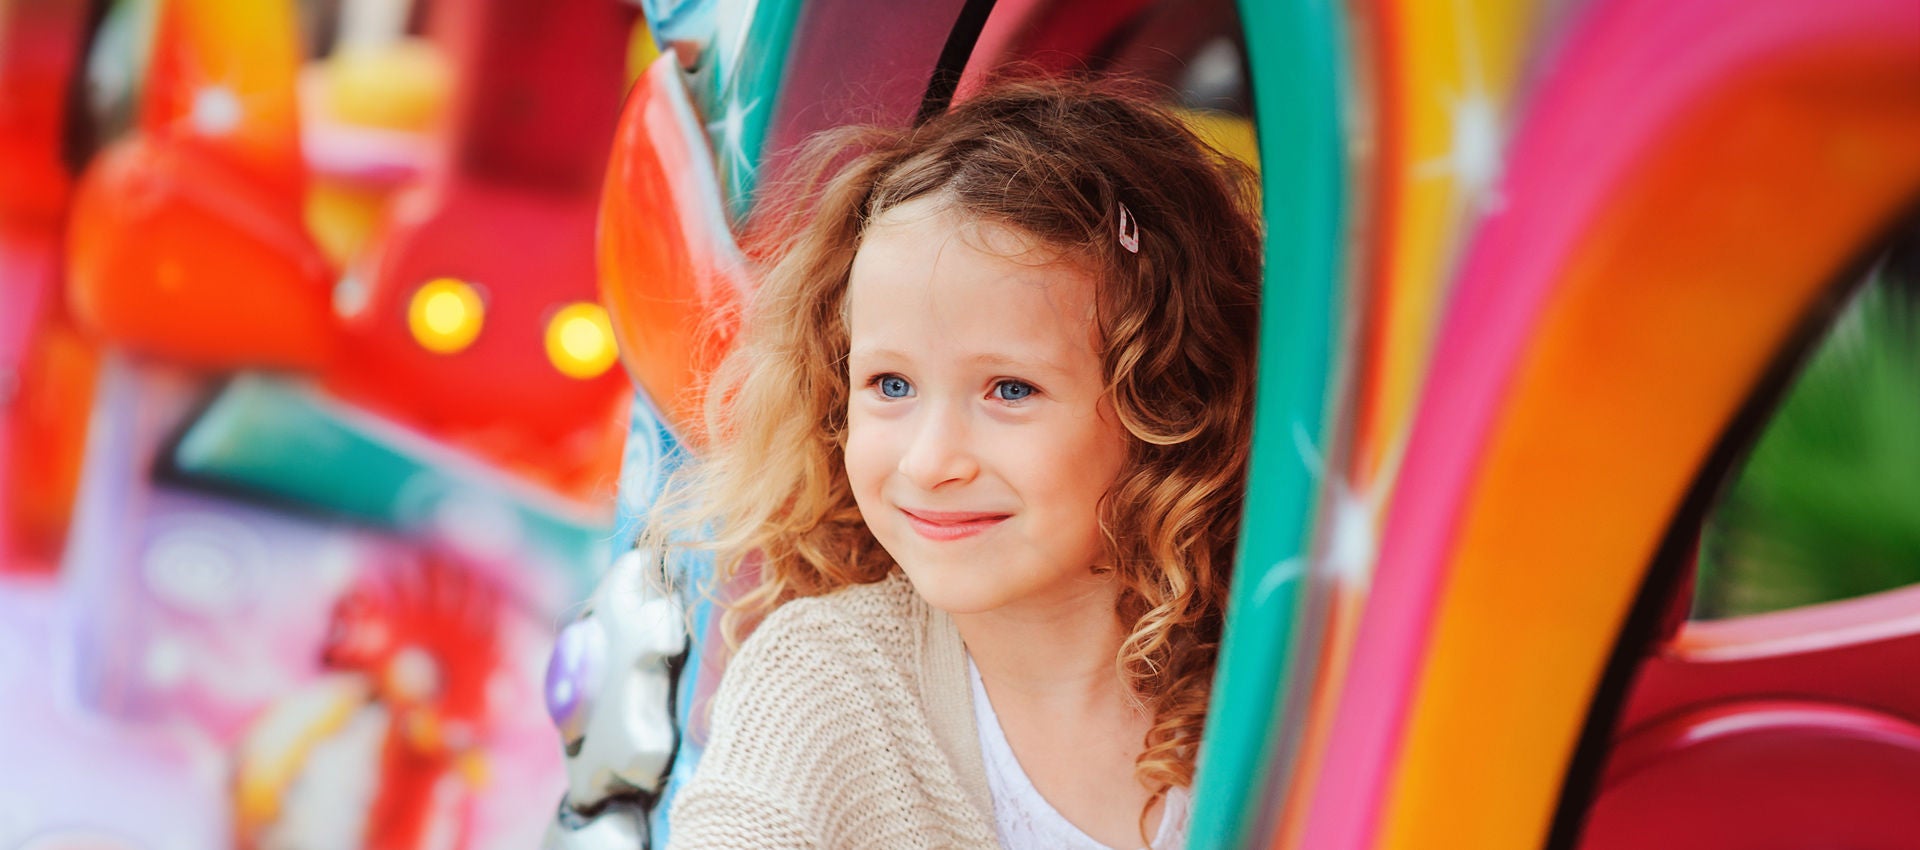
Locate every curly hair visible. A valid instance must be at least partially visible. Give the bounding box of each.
[646,75,1261,821]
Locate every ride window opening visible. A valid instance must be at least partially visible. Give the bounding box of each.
[1691,215,1920,621]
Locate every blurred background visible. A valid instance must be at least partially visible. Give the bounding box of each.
[4,0,1918,848]
[0,0,1264,847]
[3,0,650,847]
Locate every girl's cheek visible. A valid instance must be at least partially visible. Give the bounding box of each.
[846,418,903,476]
[988,423,1069,472]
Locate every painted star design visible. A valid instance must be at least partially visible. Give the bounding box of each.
[1414,0,1509,212]
[705,93,761,195]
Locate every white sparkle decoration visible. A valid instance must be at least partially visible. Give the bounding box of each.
[1414,0,1508,211]
[1322,479,1380,586]
[706,94,760,187]
[1417,89,1505,211]
[334,272,371,319]
[190,85,243,136]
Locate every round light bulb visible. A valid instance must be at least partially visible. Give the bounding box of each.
[545,302,618,380]
[407,278,485,354]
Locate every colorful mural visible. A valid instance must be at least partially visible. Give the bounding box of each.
[3,0,639,847]
[6,0,1919,848]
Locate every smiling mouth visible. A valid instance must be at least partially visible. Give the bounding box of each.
[900,509,1011,542]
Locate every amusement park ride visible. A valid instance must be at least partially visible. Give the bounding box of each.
[1,0,1917,848]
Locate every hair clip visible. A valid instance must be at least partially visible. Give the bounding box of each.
[1117,202,1140,254]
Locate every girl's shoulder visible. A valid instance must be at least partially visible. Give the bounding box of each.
[743,570,925,661]
[703,571,930,750]
[673,569,996,849]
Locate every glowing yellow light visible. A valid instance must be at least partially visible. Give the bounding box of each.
[544,303,618,380]
[407,278,484,354]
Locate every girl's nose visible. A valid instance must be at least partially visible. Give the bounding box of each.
[897,404,978,490]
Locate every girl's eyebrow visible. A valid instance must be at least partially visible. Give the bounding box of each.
[845,345,908,362]
[965,352,1068,375]
[965,352,1018,366]
[847,347,1072,375]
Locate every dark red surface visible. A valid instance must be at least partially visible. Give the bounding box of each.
[1582,700,1920,848]
[429,0,635,192]
[1623,587,1920,735]
[0,0,88,221]
[321,0,635,498]
[1582,585,1920,848]
[1,0,100,572]
[755,0,971,194]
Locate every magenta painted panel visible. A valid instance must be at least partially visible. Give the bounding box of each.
[1301,1,1920,847]
[1583,701,1920,848]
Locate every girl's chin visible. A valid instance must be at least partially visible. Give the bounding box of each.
[896,562,1116,619]
[893,564,1020,617]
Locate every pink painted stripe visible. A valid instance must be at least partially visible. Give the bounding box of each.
[1294,1,1920,848]
[1674,582,1920,664]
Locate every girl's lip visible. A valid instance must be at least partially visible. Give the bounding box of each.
[900,509,1010,541]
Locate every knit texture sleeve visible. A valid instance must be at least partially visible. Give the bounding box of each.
[663,581,999,850]
[665,776,817,850]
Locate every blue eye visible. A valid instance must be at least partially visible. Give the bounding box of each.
[877,375,913,398]
[994,380,1035,401]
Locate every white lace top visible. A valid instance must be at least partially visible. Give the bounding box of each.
[968,659,1190,850]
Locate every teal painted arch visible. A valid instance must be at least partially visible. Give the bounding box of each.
[1188,0,1349,847]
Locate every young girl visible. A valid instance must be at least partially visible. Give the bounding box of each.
[654,77,1261,850]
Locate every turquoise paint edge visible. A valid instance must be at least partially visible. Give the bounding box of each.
[1188,0,1348,848]
[169,377,616,596]
[716,0,804,221]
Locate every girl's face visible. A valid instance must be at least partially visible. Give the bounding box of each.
[844,196,1129,617]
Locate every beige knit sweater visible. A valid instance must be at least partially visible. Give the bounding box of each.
[665,572,1001,849]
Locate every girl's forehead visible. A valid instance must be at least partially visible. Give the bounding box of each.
[851,223,1094,304]
[846,201,1104,366]
[865,195,1074,269]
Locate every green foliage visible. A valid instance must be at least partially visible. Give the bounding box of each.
[1695,230,1920,619]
